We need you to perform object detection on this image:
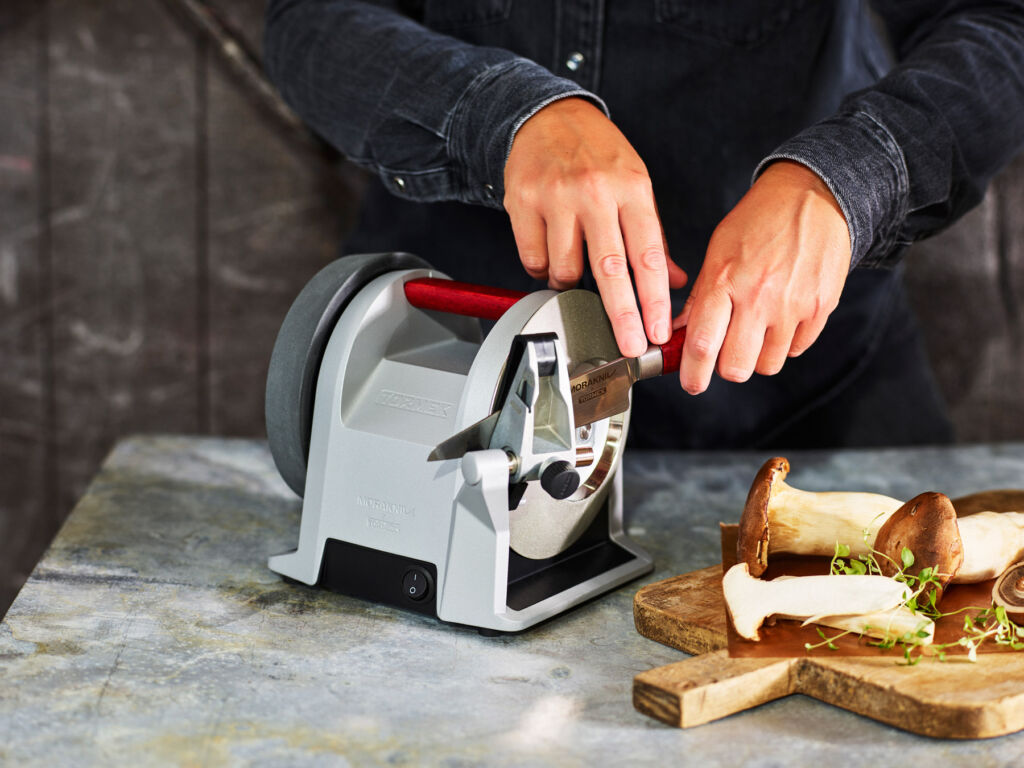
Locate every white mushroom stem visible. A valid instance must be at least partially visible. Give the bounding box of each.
[796,607,934,645]
[722,563,910,641]
[768,480,903,557]
[955,512,1024,582]
[770,494,1024,581]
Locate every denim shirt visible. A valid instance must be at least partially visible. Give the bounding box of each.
[264,0,1024,270]
[262,1,1024,448]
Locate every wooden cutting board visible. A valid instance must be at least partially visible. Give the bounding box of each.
[632,564,1024,738]
[632,492,1024,739]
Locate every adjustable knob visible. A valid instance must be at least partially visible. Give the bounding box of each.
[541,460,580,500]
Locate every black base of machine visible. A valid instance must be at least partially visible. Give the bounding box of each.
[316,498,638,629]
[505,498,634,611]
[319,538,439,618]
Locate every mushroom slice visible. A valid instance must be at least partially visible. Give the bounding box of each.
[722,563,911,641]
[798,607,935,645]
[992,561,1024,623]
[736,457,903,576]
[875,492,964,602]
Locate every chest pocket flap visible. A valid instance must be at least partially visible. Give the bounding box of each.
[655,0,810,47]
[423,0,513,31]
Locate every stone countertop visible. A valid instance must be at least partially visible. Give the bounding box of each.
[3,437,1024,765]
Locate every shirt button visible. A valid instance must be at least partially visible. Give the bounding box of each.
[566,52,585,71]
[483,183,495,199]
[393,176,406,190]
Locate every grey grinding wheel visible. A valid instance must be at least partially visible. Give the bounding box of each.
[265,252,431,496]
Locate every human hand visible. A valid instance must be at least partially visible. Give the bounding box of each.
[676,160,851,394]
[503,97,688,357]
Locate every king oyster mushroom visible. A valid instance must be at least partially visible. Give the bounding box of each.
[737,457,903,576]
[874,492,964,600]
[992,561,1024,623]
[737,457,1024,585]
[721,563,930,643]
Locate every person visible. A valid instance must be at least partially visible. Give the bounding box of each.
[263,0,1024,449]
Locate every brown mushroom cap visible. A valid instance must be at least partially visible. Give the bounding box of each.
[875,492,964,602]
[992,561,1024,623]
[736,457,790,577]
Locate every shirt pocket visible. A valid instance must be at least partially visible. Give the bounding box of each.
[654,0,809,47]
[422,0,513,31]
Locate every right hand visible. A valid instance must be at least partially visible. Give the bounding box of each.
[503,97,687,358]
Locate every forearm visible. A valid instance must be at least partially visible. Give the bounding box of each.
[755,0,1024,268]
[264,0,606,208]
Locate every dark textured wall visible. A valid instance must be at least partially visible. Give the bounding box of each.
[0,0,357,614]
[904,157,1024,442]
[1,0,1023,616]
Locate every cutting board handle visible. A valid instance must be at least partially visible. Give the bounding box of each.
[633,651,797,729]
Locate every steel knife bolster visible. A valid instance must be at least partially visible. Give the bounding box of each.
[569,327,687,427]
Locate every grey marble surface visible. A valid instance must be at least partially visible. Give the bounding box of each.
[2,436,1024,766]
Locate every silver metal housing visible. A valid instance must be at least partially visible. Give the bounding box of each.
[268,269,652,631]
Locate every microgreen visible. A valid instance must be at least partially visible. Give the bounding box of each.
[901,547,915,570]
[804,625,852,652]
[813,539,1024,664]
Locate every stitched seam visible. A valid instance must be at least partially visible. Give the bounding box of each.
[376,165,447,177]
[445,59,524,182]
[857,109,911,263]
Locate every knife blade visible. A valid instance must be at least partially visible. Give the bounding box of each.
[427,411,500,462]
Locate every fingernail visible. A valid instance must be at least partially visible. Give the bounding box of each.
[653,321,668,344]
[720,367,752,384]
[681,380,704,395]
[624,335,645,357]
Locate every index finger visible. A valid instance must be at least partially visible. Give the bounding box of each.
[580,205,647,358]
[620,198,671,345]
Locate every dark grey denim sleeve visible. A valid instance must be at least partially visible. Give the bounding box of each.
[263,0,607,209]
[755,0,1024,269]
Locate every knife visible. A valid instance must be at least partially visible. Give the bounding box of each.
[400,277,689,460]
[428,328,687,461]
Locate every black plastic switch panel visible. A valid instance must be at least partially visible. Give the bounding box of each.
[319,538,438,618]
[403,567,432,602]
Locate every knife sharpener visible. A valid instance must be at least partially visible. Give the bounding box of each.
[265,253,653,633]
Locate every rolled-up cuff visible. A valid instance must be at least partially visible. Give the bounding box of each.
[448,58,608,209]
[753,112,910,270]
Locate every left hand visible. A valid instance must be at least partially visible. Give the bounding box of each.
[676,160,851,394]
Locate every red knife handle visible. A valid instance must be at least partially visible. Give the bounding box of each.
[404,277,528,321]
[659,327,687,375]
[405,277,687,375]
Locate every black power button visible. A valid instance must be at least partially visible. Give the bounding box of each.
[402,567,432,602]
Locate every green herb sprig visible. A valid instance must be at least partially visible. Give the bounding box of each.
[814,539,1024,664]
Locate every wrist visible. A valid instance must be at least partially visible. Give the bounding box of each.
[751,113,909,269]
[506,96,607,174]
[758,160,851,267]
[760,160,843,218]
